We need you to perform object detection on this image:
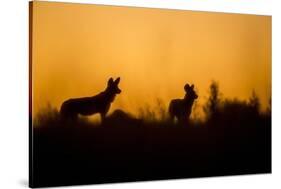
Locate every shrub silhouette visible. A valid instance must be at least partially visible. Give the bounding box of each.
[203,80,222,123]
[33,104,60,128]
[104,109,143,127]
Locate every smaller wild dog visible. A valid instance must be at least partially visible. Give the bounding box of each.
[169,84,198,125]
[60,77,121,121]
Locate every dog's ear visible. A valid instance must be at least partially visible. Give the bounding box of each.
[184,84,190,92]
[115,77,120,85]
[108,77,114,86]
[191,84,194,89]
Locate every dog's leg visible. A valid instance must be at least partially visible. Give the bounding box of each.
[169,114,175,125]
[100,113,106,124]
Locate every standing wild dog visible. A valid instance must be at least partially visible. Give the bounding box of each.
[169,84,198,125]
[60,77,121,121]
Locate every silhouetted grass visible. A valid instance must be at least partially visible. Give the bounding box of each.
[30,84,271,188]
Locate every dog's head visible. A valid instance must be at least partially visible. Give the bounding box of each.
[184,84,198,100]
[107,77,121,94]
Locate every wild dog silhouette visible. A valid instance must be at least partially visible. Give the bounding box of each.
[60,77,121,121]
[169,84,198,125]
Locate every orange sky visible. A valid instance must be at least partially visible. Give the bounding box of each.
[31,1,271,119]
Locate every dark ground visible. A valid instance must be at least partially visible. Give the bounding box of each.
[30,109,271,188]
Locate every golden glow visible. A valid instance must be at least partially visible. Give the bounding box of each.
[31,1,271,118]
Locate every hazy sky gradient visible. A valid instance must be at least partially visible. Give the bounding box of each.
[31,1,271,118]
